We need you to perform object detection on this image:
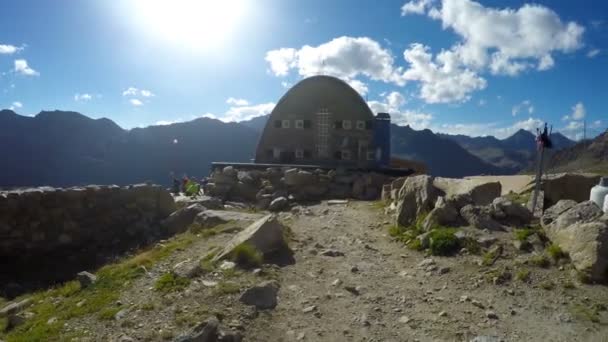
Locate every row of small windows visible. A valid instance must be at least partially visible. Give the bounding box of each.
[266,148,376,161]
[274,119,372,130]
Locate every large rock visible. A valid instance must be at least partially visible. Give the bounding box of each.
[195,210,264,228]
[239,280,280,310]
[395,175,440,227]
[544,201,603,231]
[174,195,223,210]
[460,205,505,231]
[269,197,289,212]
[434,178,501,206]
[284,169,316,187]
[213,215,291,262]
[161,204,207,235]
[421,197,460,230]
[491,197,532,226]
[540,199,577,229]
[174,316,219,342]
[530,173,602,206]
[544,215,608,281]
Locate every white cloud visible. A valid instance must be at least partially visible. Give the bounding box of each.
[402,43,486,103]
[265,36,407,86]
[368,91,433,129]
[478,99,486,106]
[223,102,276,122]
[401,0,435,15]
[74,93,93,102]
[122,87,154,97]
[9,101,22,110]
[570,102,586,120]
[587,49,600,58]
[130,99,144,106]
[403,0,584,75]
[511,100,533,116]
[346,79,369,96]
[226,97,249,106]
[14,59,39,76]
[0,44,23,54]
[281,81,292,89]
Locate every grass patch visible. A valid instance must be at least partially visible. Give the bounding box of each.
[515,268,531,282]
[154,273,190,293]
[230,243,263,269]
[576,270,593,284]
[371,200,389,210]
[460,237,481,255]
[482,249,500,267]
[98,306,122,320]
[539,280,556,290]
[562,280,576,289]
[546,243,567,262]
[505,191,531,206]
[140,302,156,311]
[514,228,533,242]
[570,304,602,323]
[484,267,512,284]
[530,254,551,268]
[428,228,459,256]
[0,231,197,342]
[215,281,240,295]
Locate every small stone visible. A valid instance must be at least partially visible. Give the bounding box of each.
[439,266,451,274]
[438,311,448,317]
[350,266,359,273]
[47,317,58,325]
[114,309,128,320]
[398,315,411,324]
[332,279,342,286]
[77,271,97,288]
[417,258,435,268]
[344,286,360,296]
[76,300,86,308]
[303,305,317,313]
[240,281,280,310]
[202,280,218,287]
[296,332,306,340]
[472,300,485,309]
[510,309,517,316]
[321,249,344,257]
[252,268,262,275]
[219,261,236,270]
[485,311,498,319]
[460,295,470,302]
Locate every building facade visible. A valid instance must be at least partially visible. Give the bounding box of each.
[254,75,390,168]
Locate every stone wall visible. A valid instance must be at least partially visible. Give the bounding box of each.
[0,184,176,297]
[0,184,176,258]
[204,166,392,209]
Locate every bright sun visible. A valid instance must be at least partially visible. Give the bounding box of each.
[133,0,247,50]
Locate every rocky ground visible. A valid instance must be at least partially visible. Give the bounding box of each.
[3,199,608,342]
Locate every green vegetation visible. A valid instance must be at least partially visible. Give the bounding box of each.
[505,191,531,206]
[0,231,198,342]
[200,250,218,273]
[515,268,531,282]
[514,228,534,242]
[230,243,263,268]
[140,302,156,311]
[460,237,481,255]
[539,280,555,290]
[576,270,592,284]
[570,304,603,323]
[371,199,389,210]
[215,281,241,295]
[546,243,567,262]
[562,280,576,289]
[428,228,459,256]
[154,273,190,293]
[530,254,551,268]
[98,306,122,320]
[484,267,512,284]
[481,249,500,266]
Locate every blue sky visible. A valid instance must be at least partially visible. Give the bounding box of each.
[0,0,606,139]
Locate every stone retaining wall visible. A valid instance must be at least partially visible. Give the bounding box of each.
[0,184,176,259]
[204,166,392,209]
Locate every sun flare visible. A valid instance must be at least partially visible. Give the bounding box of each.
[133,0,247,50]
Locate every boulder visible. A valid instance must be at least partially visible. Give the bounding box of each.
[395,175,440,227]
[532,173,602,206]
[158,189,177,217]
[213,215,291,262]
[460,205,505,231]
[77,271,97,288]
[239,280,280,310]
[540,199,577,229]
[491,197,532,226]
[434,178,501,206]
[544,201,603,231]
[172,259,203,279]
[161,204,207,235]
[284,169,316,187]
[195,210,264,228]
[231,182,258,202]
[544,215,608,281]
[421,197,460,230]
[381,184,391,202]
[269,197,289,212]
[0,299,32,317]
[174,316,219,342]
[174,195,223,210]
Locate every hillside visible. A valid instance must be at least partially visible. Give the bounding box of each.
[0,110,259,187]
[440,129,575,173]
[542,130,608,173]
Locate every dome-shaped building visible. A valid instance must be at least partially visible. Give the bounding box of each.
[255,75,390,168]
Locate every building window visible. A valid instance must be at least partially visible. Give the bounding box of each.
[341,150,351,160]
[304,150,312,158]
[334,120,343,129]
[366,151,375,160]
[274,120,281,128]
[295,120,304,129]
[295,149,304,159]
[356,120,365,130]
[365,120,373,130]
[281,120,290,128]
[343,120,352,130]
[303,120,312,128]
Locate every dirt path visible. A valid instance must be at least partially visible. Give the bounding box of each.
[245,201,608,342]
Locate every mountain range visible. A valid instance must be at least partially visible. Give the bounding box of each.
[0,110,577,187]
[541,130,608,174]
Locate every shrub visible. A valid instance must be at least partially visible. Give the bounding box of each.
[407,238,424,251]
[428,228,459,256]
[154,273,190,293]
[482,250,498,266]
[461,237,481,255]
[215,281,241,295]
[514,228,533,242]
[230,243,263,268]
[530,254,551,268]
[546,243,567,262]
[540,280,555,290]
[515,268,531,282]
